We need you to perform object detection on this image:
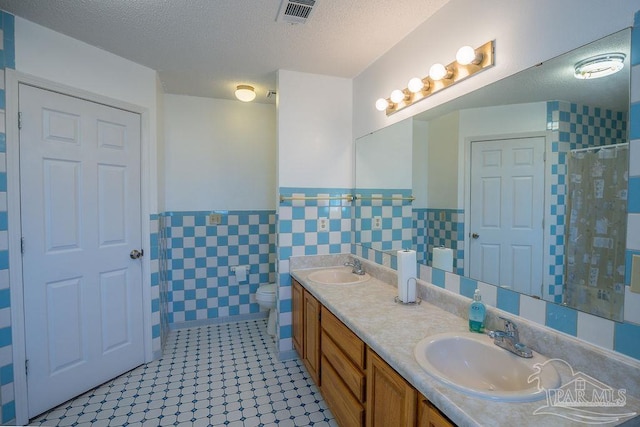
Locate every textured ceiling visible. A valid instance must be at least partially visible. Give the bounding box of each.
[0,0,450,103]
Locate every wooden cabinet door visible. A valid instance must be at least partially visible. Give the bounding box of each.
[366,348,417,427]
[417,398,455,427]
[292,279,304,358]
[303,290,321,384]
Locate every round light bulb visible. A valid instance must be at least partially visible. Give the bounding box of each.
[390,89,405,104]
[375,98,389,111]
[456,46,477,65]
[407,77,424,93]
[429,63,448,81]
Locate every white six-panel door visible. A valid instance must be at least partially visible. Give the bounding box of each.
[469,137,545,297]
[19,84,144,417]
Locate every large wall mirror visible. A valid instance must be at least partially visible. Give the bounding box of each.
[355,29,630,322]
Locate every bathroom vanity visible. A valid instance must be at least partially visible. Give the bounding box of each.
[290,255,640,427]
[292,277,453,427]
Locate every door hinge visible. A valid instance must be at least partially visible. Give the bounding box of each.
[20,237,24,254]
[18,112,22,130]
[25,359,28,376]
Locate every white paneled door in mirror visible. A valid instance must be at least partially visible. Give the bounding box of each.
[468,137,545,298]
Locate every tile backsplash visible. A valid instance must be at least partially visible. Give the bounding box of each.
[353,188,413,252]
[354,248,640,361]
[276,188,352,357]
[413,208,464,274]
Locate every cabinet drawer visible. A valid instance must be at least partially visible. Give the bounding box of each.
[321,306,366,369]
[321,355,365,427]
[321,331,366,402]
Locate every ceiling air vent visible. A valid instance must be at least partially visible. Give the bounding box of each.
[277,0,317,24]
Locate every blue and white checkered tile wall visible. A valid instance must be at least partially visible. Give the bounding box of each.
[149,215,162,356]
[276,188,352,355]
[164,211,276,325]
[413,208,464,275]
[0,12,15,425]
[157,214,170,350]
[353,189,413,252]
[150,214,172,357]
[353,243,398,270]
[545,100,627,302]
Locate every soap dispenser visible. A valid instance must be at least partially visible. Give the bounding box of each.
[469,289,486,333]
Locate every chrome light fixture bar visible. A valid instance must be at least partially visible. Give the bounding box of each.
[376,40,495,115]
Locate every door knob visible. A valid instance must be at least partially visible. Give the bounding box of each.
[471,233,480,239]
[130,249,144,259]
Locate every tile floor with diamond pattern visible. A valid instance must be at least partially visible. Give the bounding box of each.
[31,319,336,426]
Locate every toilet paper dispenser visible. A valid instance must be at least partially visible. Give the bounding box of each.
[231,265,249,283]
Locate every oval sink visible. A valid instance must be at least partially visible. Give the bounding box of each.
[307,267,370,285]
[414,332,560,402]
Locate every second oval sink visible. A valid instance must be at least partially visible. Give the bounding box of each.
[414,332,560,402]
[307,267,370,285]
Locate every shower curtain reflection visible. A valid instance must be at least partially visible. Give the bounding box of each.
[564,144,628,321]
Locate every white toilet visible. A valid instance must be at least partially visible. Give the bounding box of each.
[256,283,277,336]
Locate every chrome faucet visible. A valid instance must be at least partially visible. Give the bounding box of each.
[344,258,365,275]
[488,317,533,358]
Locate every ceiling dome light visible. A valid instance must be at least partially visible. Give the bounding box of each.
[456,45,481,65]
[375,98,389,111]
[235,85,256,102]
[574,53,626,80]
[429,63,451,81]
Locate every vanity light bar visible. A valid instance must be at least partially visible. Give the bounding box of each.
[377,40,495,115]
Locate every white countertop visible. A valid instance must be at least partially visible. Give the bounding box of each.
[290,264,640,427]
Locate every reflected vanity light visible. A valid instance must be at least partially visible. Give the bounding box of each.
[376,40,495,115]
[574,53,625,79]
